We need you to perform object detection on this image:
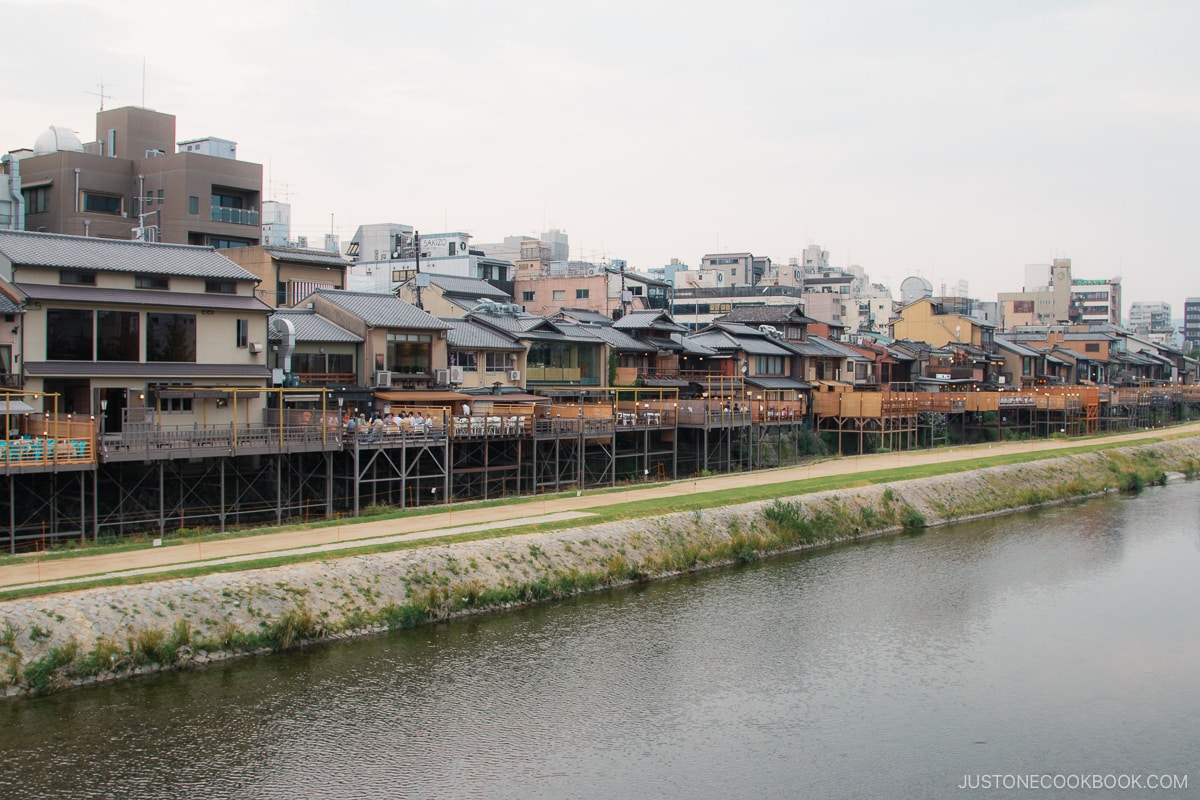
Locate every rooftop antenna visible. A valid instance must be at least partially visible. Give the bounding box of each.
[85,78,114,111]
[142,56,146,107]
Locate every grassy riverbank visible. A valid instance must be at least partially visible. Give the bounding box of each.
[3,436,1199,697]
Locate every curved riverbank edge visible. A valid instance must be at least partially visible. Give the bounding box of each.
[4,438,1199,697]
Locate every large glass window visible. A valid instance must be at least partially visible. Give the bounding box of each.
[146,313,196,362]
[22,186,49,215]
[47,309,93,360]
[82,192,122,214]
[97,310,139,361]
[755,355,784,375]
[386,332,431,373]
[485,352,516,372]
[449,351,478,372]
[235,318,248,348]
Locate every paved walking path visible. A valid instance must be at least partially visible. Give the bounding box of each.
[3,423,1197,593]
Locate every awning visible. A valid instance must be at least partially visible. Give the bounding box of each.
[18,179,52,190]
[0,400,36,414]
[374,390,472,404]
[460,391,549,403]
[746,377,813,390]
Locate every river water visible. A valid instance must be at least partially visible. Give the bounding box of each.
[3,482,1198,799]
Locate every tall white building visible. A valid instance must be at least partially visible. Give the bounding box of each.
[1128,301,1171,334]
[261,200,291,247]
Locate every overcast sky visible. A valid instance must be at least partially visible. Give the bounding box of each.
[5,0,1198,311]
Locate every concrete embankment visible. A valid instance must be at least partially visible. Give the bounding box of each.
[3,438,1199,697]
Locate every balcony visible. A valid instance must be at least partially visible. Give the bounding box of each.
[211,206,260,226]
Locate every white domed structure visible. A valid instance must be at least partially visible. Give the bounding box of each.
[32,126,84,156]
[900,275,934,305]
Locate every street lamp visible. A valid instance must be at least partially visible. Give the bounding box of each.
[100,398,108,437]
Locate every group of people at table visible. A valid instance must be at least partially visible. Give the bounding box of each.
[343,410,434,440]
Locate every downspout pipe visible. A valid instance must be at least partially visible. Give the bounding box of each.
[1,155,23,230]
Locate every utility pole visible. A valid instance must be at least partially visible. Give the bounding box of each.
[414,230,423,309]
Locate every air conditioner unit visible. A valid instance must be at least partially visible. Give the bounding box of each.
[449,366,464,383]
[374,370,392,387]
[509,370,521,381]
[434,369,450,385]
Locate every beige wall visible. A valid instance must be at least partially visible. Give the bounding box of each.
[892,300,985,348]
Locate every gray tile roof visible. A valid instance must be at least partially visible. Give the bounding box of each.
[263,248,352,267]
[468,311,552,334]
[0,290,22,315]
[715,305,817,325]
[612,309,686,332]
[559,323,655,352]
[671,333,718,356]
[269,309,362,343]
[746,376,812,390]
[0,230,258,280]
[554,308,613,325]
[426,274,510,299]
[17,283,273,312]
[312,289,451,330]
[440,318,524,351]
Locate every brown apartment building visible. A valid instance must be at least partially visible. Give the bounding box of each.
[7,106,262,249]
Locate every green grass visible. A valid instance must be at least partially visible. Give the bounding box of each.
[0,431,1193,604]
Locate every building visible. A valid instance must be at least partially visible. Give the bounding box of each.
[515,264,668,319]
[697,252,769,288]
[301,289,451,390]
[222,245,350,308]
[998,258,1122,329]
[1185,298,1200,351]
[0,229,272,429]
[5,107,263,248]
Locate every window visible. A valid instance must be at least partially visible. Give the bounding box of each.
[552,290,566,301]
[209,238,250,250]
[1022,357,1034,377]
[47,309,93,360]
[755,355,784,375]
[212,192,244,209]
[22,186,49,215]
[449,351,478,372]
[150,383,193,413]
[522,291,535,302]
[188,195,199,215]
[156,189,164,204]
[135,276,169,290]
[236,318,249,349]
[146,313,197,362]
[1085,343,1100,353]
[206,280,237,294]
[60,271,96,286]
[575,288,589,299]
[386,332,432,373]
[485,352,515,372]
[97,310,139,361]
[629,286,643,296]
[82,192,122,215]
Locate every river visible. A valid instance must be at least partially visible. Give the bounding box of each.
[2,481,1198,799]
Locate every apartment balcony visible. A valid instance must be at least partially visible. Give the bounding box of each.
[211,206,260,226]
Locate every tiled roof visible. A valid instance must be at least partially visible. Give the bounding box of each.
[440,318,524,351]
[263,248,352,267]
[0,291,22,315]
[0,230,257,280]
[671,334,718,356]
[612,309,686,332]
[269,309,362,343]
[426,274,510,299]
[468,311,552,334]
[559,323,655,352]
[554,308,613,325]
[716,306,817,325]
[17,283,272,312]
[311,289,451,330]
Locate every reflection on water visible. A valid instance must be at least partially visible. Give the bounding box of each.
[3,482,1199,799]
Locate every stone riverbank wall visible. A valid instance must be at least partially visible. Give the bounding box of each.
[4,439,1199,697]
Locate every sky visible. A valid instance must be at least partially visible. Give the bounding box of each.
[4,0,1198,311]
